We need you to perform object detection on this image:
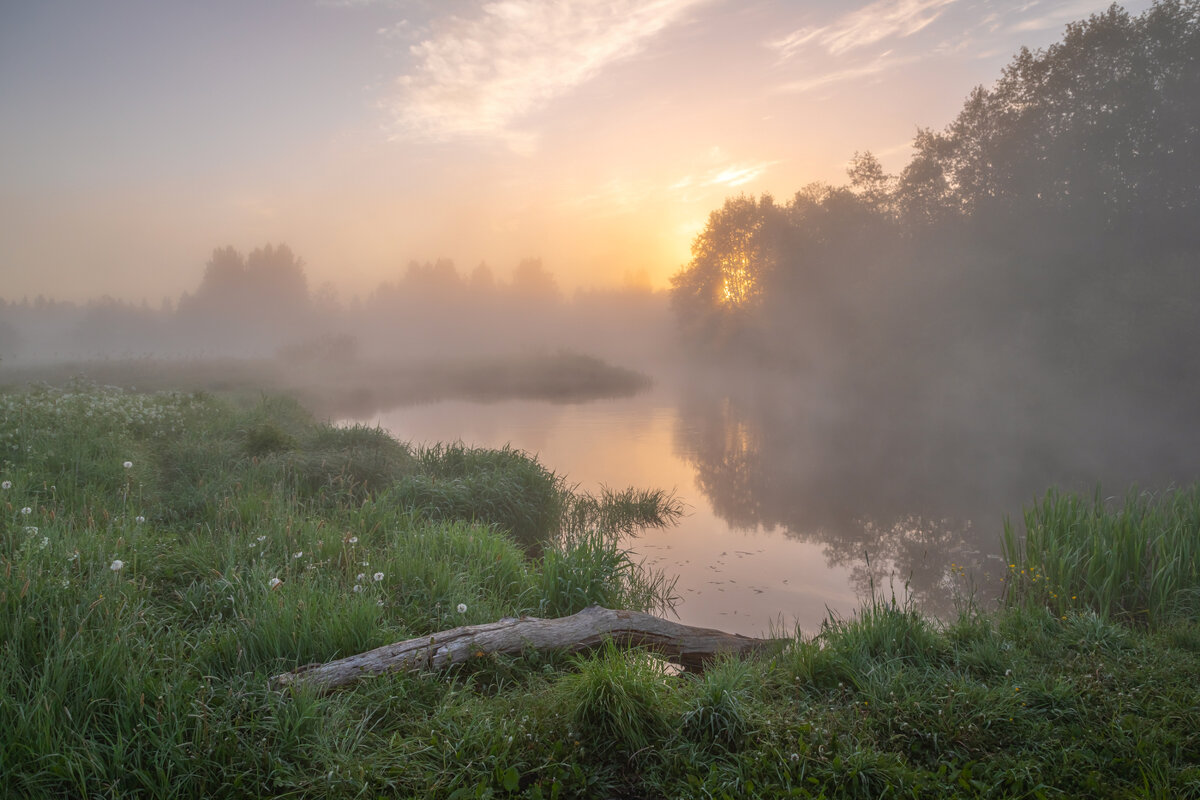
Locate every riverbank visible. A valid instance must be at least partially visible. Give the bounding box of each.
[2,384,1197,798]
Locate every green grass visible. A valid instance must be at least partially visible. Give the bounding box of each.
[1002,486,1200,626]
[2,382,1199,798]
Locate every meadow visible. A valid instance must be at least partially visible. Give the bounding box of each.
[2,382,1198,798]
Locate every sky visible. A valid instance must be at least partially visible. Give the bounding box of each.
[0,0,1153,304]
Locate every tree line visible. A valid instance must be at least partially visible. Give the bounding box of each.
[670,0,1200,414]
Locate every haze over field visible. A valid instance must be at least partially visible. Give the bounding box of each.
[0,0,1157,304]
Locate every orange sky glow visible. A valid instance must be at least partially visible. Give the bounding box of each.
[0,0,1152,303]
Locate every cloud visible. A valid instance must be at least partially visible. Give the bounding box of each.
[771,0,959,60]
[1007,0,1118,32]
[386,0,707,150]
[671,151,777,199]
[775,50,919,94]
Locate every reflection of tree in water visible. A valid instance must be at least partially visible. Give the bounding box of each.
[674,367,1200,617]
[836,515,988,619]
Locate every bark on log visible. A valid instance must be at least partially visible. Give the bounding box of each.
[272,605,780,692]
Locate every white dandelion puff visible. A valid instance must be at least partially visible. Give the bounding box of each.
[20,507,32,516]
[123,461,133,469]
[1,480,11,489]
[110,559,125,572]
[457,603,467,614]
[269,577,282,589]
[373,572,384,582]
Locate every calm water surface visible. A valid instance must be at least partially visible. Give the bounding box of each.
[352,371,1200,637]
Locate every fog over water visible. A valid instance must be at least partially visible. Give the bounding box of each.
[4,2,1199,634]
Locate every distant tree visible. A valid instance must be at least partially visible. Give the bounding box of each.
[469,262,496,293]
[403,258,462,297]
[670,194,783,350]
[846,151,896,214]
[910,0,1200,241]
[510,258,561,303]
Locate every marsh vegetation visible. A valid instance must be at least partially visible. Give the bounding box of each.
[2,383,1199,798]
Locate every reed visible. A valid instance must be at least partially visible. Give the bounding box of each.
[1002,486,1200,625]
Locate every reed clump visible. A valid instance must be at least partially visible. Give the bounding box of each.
[1002,486,1200,626]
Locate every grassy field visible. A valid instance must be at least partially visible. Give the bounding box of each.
[2,383,1198,798]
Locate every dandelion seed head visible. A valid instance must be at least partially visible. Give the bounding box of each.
[457,603,468,614]
[348,536,358,544]
[293,551,303,559]
[123,461,133,469]
[269,577,282,589]
[20,507,32,516]
[1,480,10,489]
[110,559,125,572]
[135,515,145,524]
[353,584,363,593]
[373,572,384,582]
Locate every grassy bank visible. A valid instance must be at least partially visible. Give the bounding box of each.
[2,384,1198,798]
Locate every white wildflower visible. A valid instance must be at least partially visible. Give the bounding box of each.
[356,573,365,582]
[1,480,10,489]
[373,572,384,582]
[110,559,125,572]
[123,461,133,469]
[293,551,303,559]
[353,585,363,593]
[457,603,467,614]
[135,515,145,524]
[20,507,32,515]
[348,536,358,544]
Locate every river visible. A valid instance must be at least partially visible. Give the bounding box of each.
[350,367,1200,637]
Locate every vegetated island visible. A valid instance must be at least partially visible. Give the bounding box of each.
[2,381,1198,799]
[0,349,652,418]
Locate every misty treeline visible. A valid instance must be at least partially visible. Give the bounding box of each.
[672,1,1200,423]
[0,244,669,365]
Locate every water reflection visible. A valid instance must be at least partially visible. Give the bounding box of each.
[670,367,1200,619]
[357,364,1200,636]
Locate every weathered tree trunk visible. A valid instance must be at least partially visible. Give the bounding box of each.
[272,605,779,692]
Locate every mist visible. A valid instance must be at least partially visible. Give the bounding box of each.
[3,1,1198,622]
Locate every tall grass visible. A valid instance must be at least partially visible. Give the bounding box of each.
[0,382,679,798]
[3,382,1199,798]
[1002,487,1200,625]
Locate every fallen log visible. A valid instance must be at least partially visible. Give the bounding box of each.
[272,605,780,692]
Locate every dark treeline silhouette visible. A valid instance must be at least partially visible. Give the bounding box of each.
[672,1,1200,422]
[666,1,1200,605]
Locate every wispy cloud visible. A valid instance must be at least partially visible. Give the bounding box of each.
[1007,0,1124,32]
[771,0,959,60]
[670,149,777,200]
[386,0,707,150]
[775,50,921,94]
